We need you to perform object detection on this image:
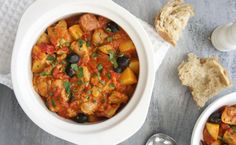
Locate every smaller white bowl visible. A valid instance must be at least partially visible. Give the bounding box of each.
[191,92,236,145]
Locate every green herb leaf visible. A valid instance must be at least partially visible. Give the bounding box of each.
[107,36,113,42]
[87,90,92,95]
[86,41,91,47]
[91,52,98,58]
[106,72,111,79]
[63,81,71,94]
[85,95,90,100]
[109,83,115,89]
[77,79,83,85]
[106,27,112,32]
[51,99,56,107]
[99,80,106,86]
[47,55,56,61]
[78,39,84,47]
[97,63,103,72]
[108,50,118,68]
[71,64,78,71]
[77,67,84,78]
[40,72,48,76]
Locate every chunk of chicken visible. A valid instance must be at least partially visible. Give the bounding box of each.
[92,29,108,46]
[47,20,72,47]
[108,91,128,104]
[79,14,100,31]
[222,106,236,125]
[33,75,51,97]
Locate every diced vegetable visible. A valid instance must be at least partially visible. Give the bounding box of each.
[119,67,137,85]
[206,123,219,140]
[223,128,236,145]
[119,40,135,52]
[70,41,88,56]
[69,25,83,40]
[129,59,139,74]
[222,106,236,125]
[92,87,100,98]
[47,20,72,47]
[211,141,221,145]
[80,102,97,115]
[32,45,47,73]
[92,29,108,45]
[98,44,113,54]
[108,91,128,104]
[103,104,120,118]
[37,33,49,44]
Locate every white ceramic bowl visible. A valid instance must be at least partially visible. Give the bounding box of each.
[191,92,236,145]
[11,0,163,145]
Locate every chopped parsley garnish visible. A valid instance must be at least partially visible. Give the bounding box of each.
[78,39,84,47]
[106,27,112,32]
[106,72,111,79]
[47,55,56,61]
[91,52,98,58]
[85,95,90,100]
[58,38,70,48]
[108,50,118,68]
[51,99,56,107]
[107,36,113,42]
[77,67,84,78]
[71,64,78,71]
[86,41,91,47]
[97,63,103,72]
[87,90,92,95]
[109,83,115,89]
[63,81,71,94]
[77,79,83,85]
[99,80,106,85]
[40,72,48,76]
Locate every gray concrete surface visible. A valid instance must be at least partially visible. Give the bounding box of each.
[0,0,236,145]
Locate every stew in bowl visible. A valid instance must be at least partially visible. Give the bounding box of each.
[32,13,139,124]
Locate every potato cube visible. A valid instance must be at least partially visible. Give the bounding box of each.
[37,33,49,44]
[69,25,83,40]
[129,59,139,74]
[98,44,113,54]
[119,40,135,52]
[120,67,137,85]
[206,123,219,140]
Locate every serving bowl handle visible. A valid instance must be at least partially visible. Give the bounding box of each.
[139,21,170,72]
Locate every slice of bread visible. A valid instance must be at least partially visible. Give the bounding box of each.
[178,53,231,107]
[155,0,194,46]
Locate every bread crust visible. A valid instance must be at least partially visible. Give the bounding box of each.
[154,0,194,46]
[178,53,231,107]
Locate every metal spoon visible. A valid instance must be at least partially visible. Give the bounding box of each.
[146,133,177,145]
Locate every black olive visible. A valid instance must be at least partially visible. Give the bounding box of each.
[65,64,75,77]
[107,22,119,33]
[117,55,130,69]
[208,111,222,124]
[113,66,123,73]
[73,113,88,123]
[66,53,80,64]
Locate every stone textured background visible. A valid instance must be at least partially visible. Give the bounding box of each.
[0,0,236,145]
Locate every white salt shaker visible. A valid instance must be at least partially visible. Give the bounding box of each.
[211,22,236,51]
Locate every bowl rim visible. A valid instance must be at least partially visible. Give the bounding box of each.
[191,92,236,145]
[11,0,156,145]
